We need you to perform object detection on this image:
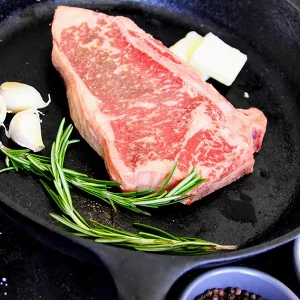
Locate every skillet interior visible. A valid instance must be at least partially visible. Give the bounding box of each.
[0,0,300,251]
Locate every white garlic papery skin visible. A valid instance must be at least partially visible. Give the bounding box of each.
[0,82,50,114]
[9,109,45,152]
[0,94,9,137]
[0,94,7,124]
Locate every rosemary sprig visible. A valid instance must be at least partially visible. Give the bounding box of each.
[44,125,236,254]
[0,120,237,255]
[0,120,205,215]
[49,213,237,254]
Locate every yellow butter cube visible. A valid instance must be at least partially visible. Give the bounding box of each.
[189,33,247,86]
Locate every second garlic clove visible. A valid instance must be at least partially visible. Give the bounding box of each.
[0,94,9,137]
[0,82,50,114]
[0,94,7,124]
[9,109,45,152]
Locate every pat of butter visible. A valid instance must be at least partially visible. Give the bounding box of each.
[169,32,209,81]
[189,32,247,86]
[169,31,202,62]
[169,37,191,62]
[185,31,203,62]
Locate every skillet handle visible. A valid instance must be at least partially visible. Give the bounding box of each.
[91,245,196,300]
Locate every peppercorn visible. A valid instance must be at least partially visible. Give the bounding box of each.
[235,288,242,296]
[213,288,219,295]
[206,290,213,297]
[218,289,225,297]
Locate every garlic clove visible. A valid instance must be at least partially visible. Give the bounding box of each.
[0,94,9,137]
[0,94,7,124]
[0,82,50,114]
[9,109,45,152]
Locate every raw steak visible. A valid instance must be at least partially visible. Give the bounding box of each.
[51,6,267,204]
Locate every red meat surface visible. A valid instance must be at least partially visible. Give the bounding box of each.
[52,6,267,204]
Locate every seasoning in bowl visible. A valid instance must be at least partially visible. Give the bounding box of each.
[194,287,264,300]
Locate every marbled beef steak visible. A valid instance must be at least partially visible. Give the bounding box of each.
[51,6,267,204]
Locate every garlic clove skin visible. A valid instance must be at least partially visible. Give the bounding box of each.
[0,94,9,137]
[9,109,45,152]
[0,82,50,114]
[0,94,7,124]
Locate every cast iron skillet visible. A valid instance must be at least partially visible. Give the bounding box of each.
[0,0,300,299]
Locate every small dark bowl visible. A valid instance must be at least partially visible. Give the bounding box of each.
[180,267,298,300]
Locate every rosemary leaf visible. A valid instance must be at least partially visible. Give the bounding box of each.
[0,167,14,173]
[156,162,178,194]
[133,223,180,240]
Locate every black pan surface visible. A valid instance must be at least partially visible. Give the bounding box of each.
[0,1,300,299]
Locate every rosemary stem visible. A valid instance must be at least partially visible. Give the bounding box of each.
[216,245,239,251]
[69,211,90,231]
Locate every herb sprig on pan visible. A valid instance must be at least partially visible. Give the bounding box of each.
[0,119,237,254]
[0,120,205,215]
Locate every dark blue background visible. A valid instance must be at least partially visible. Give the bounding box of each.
[0,210,299,300]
